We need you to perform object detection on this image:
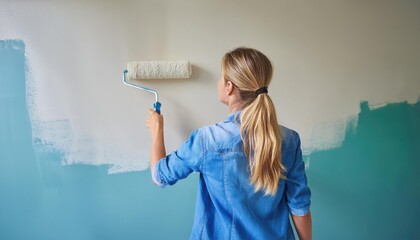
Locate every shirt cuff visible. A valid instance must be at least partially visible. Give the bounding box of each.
[151,162,167,188]
[289,205,310,216]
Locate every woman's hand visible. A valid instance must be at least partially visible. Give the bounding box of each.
[146,109,164,138]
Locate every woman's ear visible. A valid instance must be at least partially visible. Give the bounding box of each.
[226,81,234,96]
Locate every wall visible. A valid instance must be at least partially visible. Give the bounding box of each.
[307,100,419,239]
[1,1,419,239]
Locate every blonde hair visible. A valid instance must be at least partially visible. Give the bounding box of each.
[222,47,286,196]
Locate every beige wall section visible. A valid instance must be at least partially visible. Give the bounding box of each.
[1,0,419,172]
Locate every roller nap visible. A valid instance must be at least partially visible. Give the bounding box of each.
[127,61,191,79]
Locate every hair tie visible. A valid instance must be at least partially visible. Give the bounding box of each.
[255,87,268,96]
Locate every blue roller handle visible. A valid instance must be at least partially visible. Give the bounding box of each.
[154,102,161,114]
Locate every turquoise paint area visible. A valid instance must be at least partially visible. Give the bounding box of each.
[1,39,419,239]
[307,100,420,239]
[0,40,197,240]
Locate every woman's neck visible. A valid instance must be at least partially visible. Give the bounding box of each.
[229,101,244,113]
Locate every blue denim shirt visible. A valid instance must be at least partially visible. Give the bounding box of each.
[153,112,311,239]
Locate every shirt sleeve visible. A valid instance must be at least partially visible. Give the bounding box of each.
[285,131,311,216]
[152,129,204,187]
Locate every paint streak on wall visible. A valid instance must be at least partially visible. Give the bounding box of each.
[307,100,420,239]
[32,118,150,174]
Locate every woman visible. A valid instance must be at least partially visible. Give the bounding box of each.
[146,47,312,239]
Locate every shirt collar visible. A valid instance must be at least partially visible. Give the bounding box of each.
[225,111,242,123]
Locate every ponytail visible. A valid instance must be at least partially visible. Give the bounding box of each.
[241,94,286,196]
[222,47,286,196]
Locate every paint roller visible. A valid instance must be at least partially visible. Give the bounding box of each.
[122,61,192,114]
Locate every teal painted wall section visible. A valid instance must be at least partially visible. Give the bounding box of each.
[307,100,420,239]
[0,40,44,239]
[0,40,198,240]
[1,39,419,239]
